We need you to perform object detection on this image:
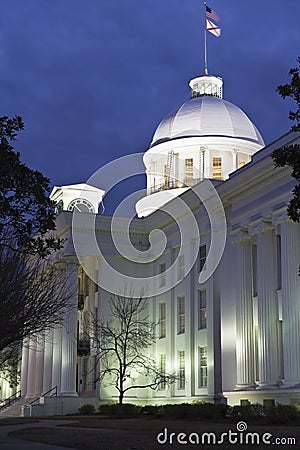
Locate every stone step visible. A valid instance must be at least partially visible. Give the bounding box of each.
[0,397,34,418]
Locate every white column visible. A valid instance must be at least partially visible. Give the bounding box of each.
[199,147,206,180]
[20,340,29,397]
[52,326,62,394]
[281,220,300,386]
[235,233,255,389]
[256,223,279,388]
[34,335,45,396]
[25,338,37,398]
[60,259,78,397]
[42,329,54,394]
[232,150,238,172]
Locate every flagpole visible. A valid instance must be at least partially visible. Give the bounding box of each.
[204,0,208,74]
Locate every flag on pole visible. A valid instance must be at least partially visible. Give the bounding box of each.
[206,18,221,37]
[205,5,219,22]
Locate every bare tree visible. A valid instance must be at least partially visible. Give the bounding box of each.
[92,291,177,407]
[0,243,75,377]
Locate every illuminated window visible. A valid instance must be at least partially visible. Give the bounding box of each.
[199,347,208,387]
[178,350,185,389]
[159,354,166,390]
[212,157,222,180]
[177,296,185,334]
[159,302,166,338]
[198,289,207,329]
[159,262,166,287]
[185,158,193,185]
[178,254,185,280]
[198,244,206,272]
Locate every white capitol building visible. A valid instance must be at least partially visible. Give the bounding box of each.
[1,69,300,416]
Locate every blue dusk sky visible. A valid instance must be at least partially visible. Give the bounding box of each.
[1,0,299,205]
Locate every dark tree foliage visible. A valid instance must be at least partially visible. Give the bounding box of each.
[276,56,300,132]
[0,115,62,256]
[272,57,300,222]
[272,144,300,222]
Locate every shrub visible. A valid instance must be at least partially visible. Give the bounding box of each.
[229,404,266,422]
[78,403,96,415]
[119,403,139,416]
[161,402,229,420]
[266,404,300,424]
[192,401,229,420]
[98,403,118,415]
[228,403,300,424]
[139,405,162,416]
[98,403,139,416]
[163,403,191,419]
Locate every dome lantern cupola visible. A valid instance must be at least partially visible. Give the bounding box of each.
[189,74,223,99]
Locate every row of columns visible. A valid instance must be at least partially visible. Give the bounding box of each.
[235,218,300,390]
[20,259,79,398]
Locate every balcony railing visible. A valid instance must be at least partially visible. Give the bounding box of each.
[148,178,202,195]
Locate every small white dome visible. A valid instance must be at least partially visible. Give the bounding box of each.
[151,96,264,148]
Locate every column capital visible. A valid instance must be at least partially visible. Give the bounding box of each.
[232,229,251,243]
[62,256,79,266]
[53,257,79,272]
[272,212,289,227]
[257,220,273,233]
[53,260,66,271]
[248,224,258,236]
[248,217,275,236]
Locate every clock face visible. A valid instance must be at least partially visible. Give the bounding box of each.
[67,198,95,213]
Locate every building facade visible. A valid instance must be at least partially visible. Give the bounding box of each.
[1,73,300,416]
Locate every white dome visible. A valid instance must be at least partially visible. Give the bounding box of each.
[151,95,264,148]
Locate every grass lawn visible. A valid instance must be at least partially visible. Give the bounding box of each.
[8,416,300,449]
[0,418,39,426]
